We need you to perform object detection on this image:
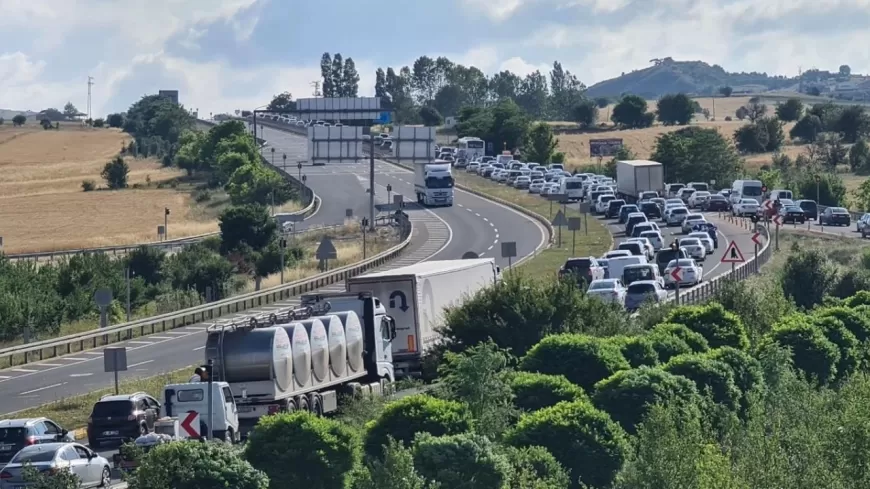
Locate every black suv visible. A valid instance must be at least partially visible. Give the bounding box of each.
[605,199,626,219]
[0,418,74,464]
[87,392,160,448]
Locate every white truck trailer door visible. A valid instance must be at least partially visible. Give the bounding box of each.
[346,279,419,357]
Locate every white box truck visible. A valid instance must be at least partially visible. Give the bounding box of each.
[414,160,454,206]
[615,160,664,203]
[346,259,500,378]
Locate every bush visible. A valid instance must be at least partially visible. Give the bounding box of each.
[610,336,660,367]
[650,322,710,352]
[129,440,268,489]
[815,307,870,343]
[781,249,839,309]
[506,400,630,488]
[364,394,472,459]
[593,366,700,433]
[500,445,571,489]
[81,179,96,192]
[645,329,694,363]
[350,438,434,489]
[520,334,630,391]
[846,291,870,308]
[662,354,741,410]
[93,118,105,128]
[705,347,765,414]
[245,411,360,489]
[101,156,130,189]
[811,316,860,382]
[509,371,588,412]
[765,315,840,385]
[664,303,749,350]
[412,433,511,489]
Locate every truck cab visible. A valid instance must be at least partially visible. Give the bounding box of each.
[161,381,240,443]
[414,160,454,206]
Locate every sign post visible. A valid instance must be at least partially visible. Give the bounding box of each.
[751,232,763,274]
[551,210,568,247]
[180,411,200,439]
[103,347,127,395]
[94,289,113,329]
[501,241,517,269]
[568,217,582,255]
[577,202,591,235]
[671,266,682,304]
[589,138,624,158]
[546,193,568,220]
[315,236,337,272]
[773,215,782,251]
[721,240,746,276]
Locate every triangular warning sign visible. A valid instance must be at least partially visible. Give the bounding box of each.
[720,240,745,263]
[315,236,337,260]
[551,210,568,227]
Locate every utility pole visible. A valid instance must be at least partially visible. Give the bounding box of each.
[125,267,132,322]
[87,76,95,124]
[279,237,287,284]
[311,81,321,97]
[369,132,376,231]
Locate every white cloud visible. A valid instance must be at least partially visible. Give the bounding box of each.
[499,57,551,76]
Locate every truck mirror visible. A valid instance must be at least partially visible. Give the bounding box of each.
[389,318,397,340]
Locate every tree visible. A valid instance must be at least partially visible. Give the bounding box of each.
[651,126,741,185]
[811,316,860,382]
[128,440,268,489]
[793,171,845,206]
[719,86,733,97]
[790,114,824,143]
[124,246,166,285]
[570,99,597,128]
[226,162,294,206]
[364,394,472,458]
[764,315,840,385]
[656,93,695,125]
[374,68,387,98]
[706,347,765,415]
[251,239,290,290]
[412,433,511,489]
[612,95,655,128]
[813,306,870,343]
[515,71,550,119]
[38,108,65,121]
[848,139,870,174]
[63,101,79,119]
[489,70,521,101]
[501,445,571,489]
[320,53,334,97]
[833,105,870,143]
[524,123,558,164]
[509,371,588,412]
[651,323,710,353]
[101,156,130,189]
[22,463,86,489]
[331,53,344,99]
[507,400,630,488]
[744,100,767,122]
[162,243,234,298]
[219,204,277,254]
[266,92,295,112]
[549,61,586,120]
[840,64,852,77]
[107,113,124,128]
[418,106,443,126]
[520,334,630,392]
[93,118,105,128]
[455,99,529,153]
[351,438,437,489]
[664,303,750,350]
[662,354,741,410]
[341,58,361,97]
[610,336,660,367]
[595,97,610,108]
[245,411,360,489]
[775,98,804,121]
[12,114,26,126]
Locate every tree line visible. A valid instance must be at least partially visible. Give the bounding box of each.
[35,243,870,489]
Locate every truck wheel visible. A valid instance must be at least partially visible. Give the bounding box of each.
[224,428,235,444]
[311,395,323,416]
[297,396,310,412]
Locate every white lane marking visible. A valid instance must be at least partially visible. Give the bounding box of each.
[489,222,494,227]
[483,217,489,222]
[83,352,103,356]
[488,244,495,250]
[36,363,64,367]
[162,332,190,336]
[0,376,11,380]
[192,346,205,351]
[126,341,153,345]
[475,212,481,217]
[495,233,500,239]
[70,373,93,378]
[11,369,37,373]
[59,357,88,361]
[184,327,207,331]
[128,360,154,368]
[21,383,66,395]
[147,336,174,340]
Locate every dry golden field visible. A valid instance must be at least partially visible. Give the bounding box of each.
[0,124,239,253]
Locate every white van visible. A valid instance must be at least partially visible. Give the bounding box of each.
[730,179,764,205]
[161,382,240,442]
[560,176,585,201]
[769,189,793,201]
[607,256,649,282]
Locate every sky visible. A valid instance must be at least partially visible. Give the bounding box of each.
[2,0,870,117]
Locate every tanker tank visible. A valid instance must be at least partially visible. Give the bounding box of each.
[316,314,347,378]
[205,327,292,392]
[282,322,312,389]
[298,318,329,383]
[332,311,364,373]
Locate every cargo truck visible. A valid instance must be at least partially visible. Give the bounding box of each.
[345,259,500,378]
[414,160,454,206]
[204,292,397,432]
[615,160,664,203]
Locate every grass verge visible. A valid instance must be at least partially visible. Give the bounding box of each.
[453,173,612,279]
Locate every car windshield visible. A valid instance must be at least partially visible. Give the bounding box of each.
[11,447,59,463]
[641,231,660,239]
[622,206,638,212]
[832,208,848,213]
[627,283,656,294]
[589,281,616,290]
[624,267,655,281]
[657,249,684,263]
[681,239,701,246]
[688,233,709,240]
[563,259,591,271]
[686,215,704,221]
[710,195,726,201]
[668,259,696,267]
[785,206,802,212]
[667,199,682,205]
[741,199,756,205]
[672,208,688,215]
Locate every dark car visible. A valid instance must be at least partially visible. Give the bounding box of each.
[779,205,806,224]
[618,205,639,224]
[87,392,160,448]
[625,214,648,236]
[558,257,604,286]
[820,207,851,226]
[0,418,74,464]
[605,199,626,219]
[639,201,661,219]
[631,223,656,238]
[655,247,689,274]
[702,194,730,212]
[617,241,644,256]
[795,199,818,220]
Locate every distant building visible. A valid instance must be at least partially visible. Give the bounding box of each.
[444,116,457,129]
[159,90,179,105]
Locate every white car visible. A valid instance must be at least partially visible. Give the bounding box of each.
[541,183,560,195]
[494,170,509,183]
[626,237,655,260]
[678,237,706,261]
[640,230,664,251]
[513,176,532,189]
[528,179,546,194]
[681,214,707,234]
[666,207,690,226]
[604,250,633,261]
[467,162,480,173]
[663,258,704,288]
[586,279,627,305]
[688,191,712,209]
[595,195,617,214]
[687,232,715,254]
[732,199,759,217]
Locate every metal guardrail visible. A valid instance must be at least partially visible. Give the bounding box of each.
[0,214,413,368]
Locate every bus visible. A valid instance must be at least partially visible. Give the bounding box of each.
[456,137,486,160]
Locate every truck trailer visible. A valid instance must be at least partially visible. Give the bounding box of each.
[345,259,500,378]
[204,292,397,431]
[615,160,664,203]
[414,160,454,206]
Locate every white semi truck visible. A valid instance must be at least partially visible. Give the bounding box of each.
[346,259,500,378]
[414,160,454,206]
[204,292,397,432]
[615,159,665,203]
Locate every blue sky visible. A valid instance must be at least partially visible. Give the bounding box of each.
[2,0,870,116]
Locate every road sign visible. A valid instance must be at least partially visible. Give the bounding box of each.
[568,217,582,231]
[315,237,337,260]
[346,208,353,218]
[376,112,391,124]
[764,200,773,210]
[721,240,746,263]
[773,215,783,226]
[501,241,517,258]
[551,210,568,227]
[180,411,200,438]
[589,138,624,157]
[577,202,591,214]
[546,193,569,202]
[103,347,127,395]
[94,289,113,308]
[670,266,682,282]
[751,232,762,246]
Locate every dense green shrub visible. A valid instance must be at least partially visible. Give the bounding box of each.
[811,316,860,382]
[509,371,588,412]
[765,315,840,385]
[845,291,870,308]
[706,347,765,416]
[814,306,870,343]
[651,323,710,352]
[645,330,694,363]
[663,355,741,410]
[412,433,511,489]
[364,395,472,459]
[609,336,660,367]
[520,334,630,391]
[506,400,629,488]
[593,366,700,433]
[500,445,571,489]
[664,303,750,350]
[130,441,268,489]
[245,411,359,489]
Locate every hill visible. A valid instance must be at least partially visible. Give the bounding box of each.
[586,58,796,98]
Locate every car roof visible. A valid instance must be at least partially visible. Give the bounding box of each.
[686,214,705,218]
[0,418,48,428]
[681,237,701,243]
[98,392,147,402]
[688,232,710,237]
[628,280,658,286]
[16,442,71,454]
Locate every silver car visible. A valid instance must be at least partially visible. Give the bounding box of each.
[677,237,706,261]
[687,232,715,254]
[666,207,689,226]
[681,214,707,234]
[0,443,111,488]
[624,280,669,310]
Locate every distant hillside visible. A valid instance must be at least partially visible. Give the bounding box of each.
[586,58,797,98]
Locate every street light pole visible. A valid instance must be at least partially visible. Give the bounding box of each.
[361,217,369,259]
[297,161,303,182]
[282,153,287,171]
[279,237,287,284]
[164,207,170,240]
[270,147,275,166]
